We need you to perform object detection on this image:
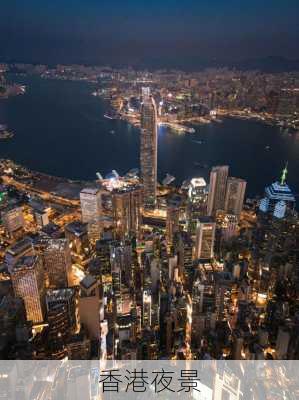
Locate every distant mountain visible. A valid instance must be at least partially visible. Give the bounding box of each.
[232,56,299,73]
[2,55,299,74]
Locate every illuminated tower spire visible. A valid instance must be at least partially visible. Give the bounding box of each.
[280,162,288,186]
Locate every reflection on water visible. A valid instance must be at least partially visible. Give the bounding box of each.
[0,74,298,197]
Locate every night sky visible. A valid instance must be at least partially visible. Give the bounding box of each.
[1,0,299,69]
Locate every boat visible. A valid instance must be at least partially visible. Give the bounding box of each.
[0,124,14,139]
[194,162,208,168]
[104,114,115,120]
[192,140,203,145]
[162,173,176,186]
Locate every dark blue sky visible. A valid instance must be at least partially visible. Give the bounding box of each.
[1,0,299,68]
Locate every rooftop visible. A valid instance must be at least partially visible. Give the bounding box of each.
[80,187,101,196]
[80,274,98,290]
[65,220,88,236]
[45,238,68,252]
[12,255,39,272]
[6,237,33,256]
[46,288,75,301]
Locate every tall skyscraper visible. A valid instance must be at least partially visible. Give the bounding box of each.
[80,187,103,242]
[187,177,208,232]
[78,275,101,340]
[207,166,229,216]
[225,177,247,219]
[259,164,296,219]
[43,239,72,288]
[195,217,216,260]
[166,195,182,245]
[11,255,45,324]
[112,185,142,239]
[140,87,158,208]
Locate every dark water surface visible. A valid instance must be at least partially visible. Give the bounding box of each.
[0,75,298,198]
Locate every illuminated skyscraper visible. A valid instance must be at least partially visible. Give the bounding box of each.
[110,240,132,290]
[207,166,229,216]
[43,239,72,288]
[225,177,247,219]
[11,255,45,325]
[187,177,208,232]
[166,195,182,245]
[140,87,158,208]
[80,187,103,242]
[112,185,142,239]
[195,217,216,260]
[259,163,296,219]
[2,206,25,238]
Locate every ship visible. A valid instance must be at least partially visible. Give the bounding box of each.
[0,124,14,140]
[192,140,204,145]
[104,114,116,120]
[194,162,208,169]
[162,173,176,186]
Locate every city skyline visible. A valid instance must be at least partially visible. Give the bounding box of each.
[0,0,299,370]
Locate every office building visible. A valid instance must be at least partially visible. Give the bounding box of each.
[47,304,69,359]
[34,208,49,229]
[140,87,158,208]
[112,185,142,239]
[78,275,101,340]
[259,164,296,219]
[80,187,103,242]
[195,217,216,260]
[46,288,78,332]
[225,177,247,219]
[166,195,182,245]
[2,206,25,237]
[65,220,90,260]
[207,166,229,216]
[43,239,72,288]
[11,255,45,325]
